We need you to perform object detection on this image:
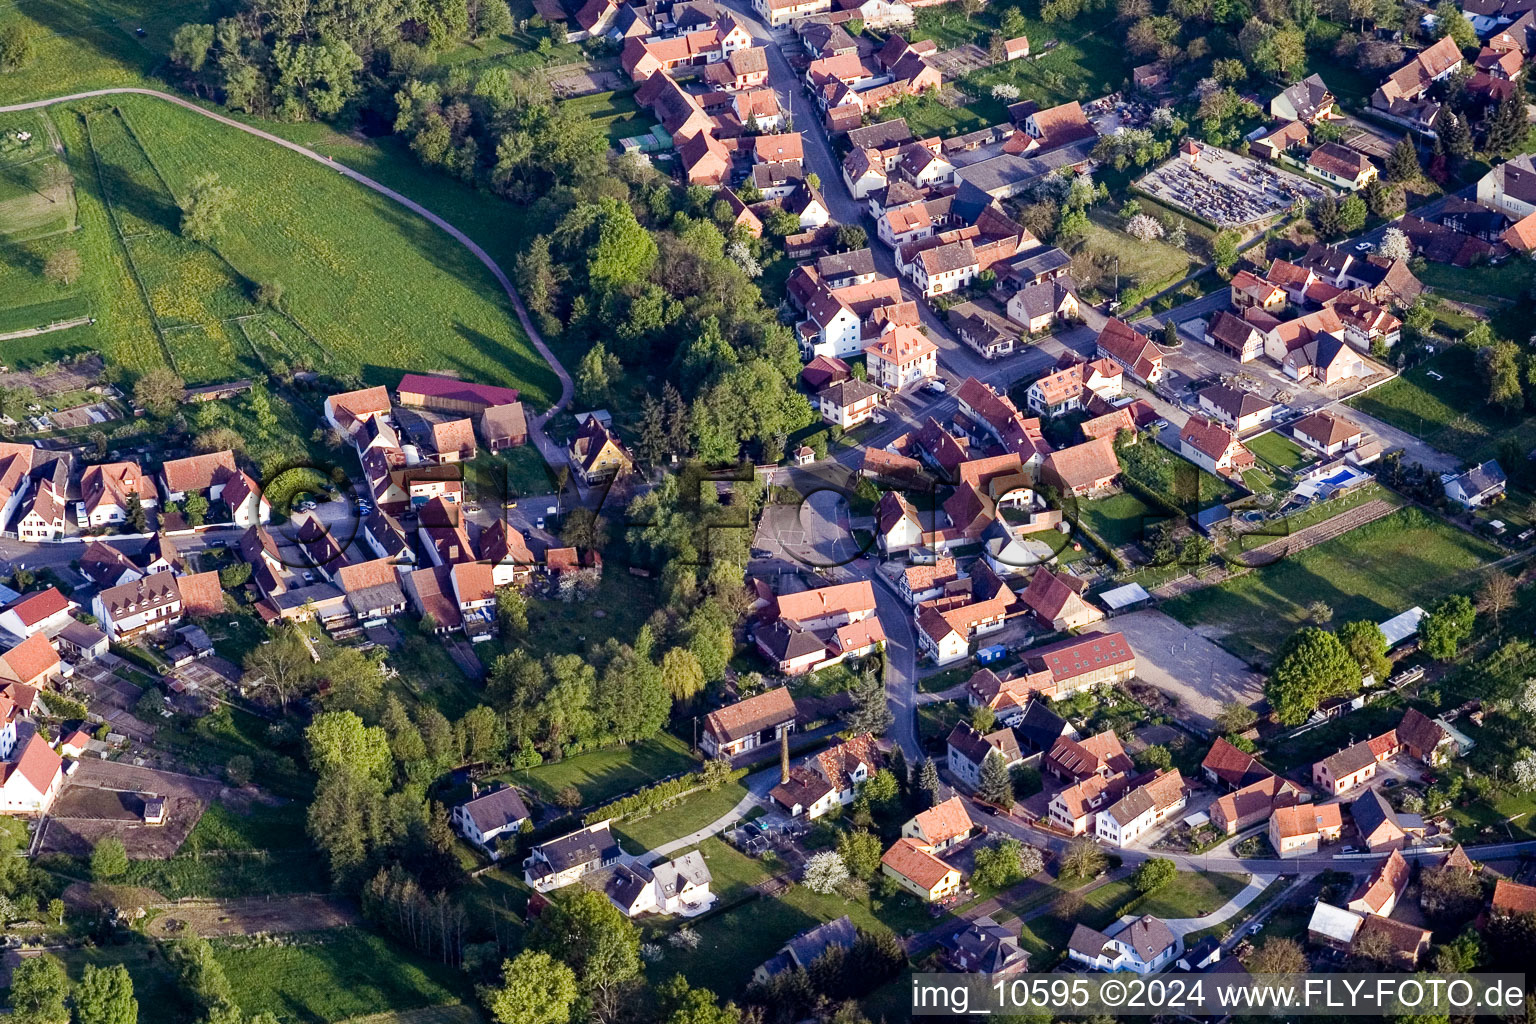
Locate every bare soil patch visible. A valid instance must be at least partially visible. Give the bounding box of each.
[39,760,223,859]
[147,894,358,938]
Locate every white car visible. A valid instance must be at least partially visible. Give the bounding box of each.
[923,380,947,395]
[1355,241,1375,252]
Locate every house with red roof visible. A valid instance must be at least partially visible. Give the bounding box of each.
[0,732,63,815]
[1178,415,1255,478]
[1020,567,1102,631]
[160,450,239,505]
[324,385,392,437]
[80,461,154,528]
[1095,319,1164,384]
[0,634,61,691]
[770,733,881,818]
[0,588,73,641]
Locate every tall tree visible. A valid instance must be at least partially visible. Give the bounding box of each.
[178,172,236,243]
[10,954,68,1024]
[1385,136,1420,182]
[1478,572,1517,628]
[1485,92,1530,156]
[977,750,1015,808]
[485,950,578,1024]
[529,890,641,1024]
[916,757,940,807]
[73,964,136,1024]
[845,670,893,736]
[1265,627,1361,724]
[1336,620,1391,682]
[133,368,185,417]
[1420,594,1476,661]
[243,623,313,712]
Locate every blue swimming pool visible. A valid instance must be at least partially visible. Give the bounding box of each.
[1321,470,1356,487]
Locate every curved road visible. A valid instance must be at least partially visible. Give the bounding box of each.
[0,88,575,448]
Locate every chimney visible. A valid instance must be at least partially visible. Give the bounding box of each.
[780,729,790,785]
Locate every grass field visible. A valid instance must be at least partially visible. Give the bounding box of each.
[55,943,198,1024]
[0,0,202,103]
[1080,219,1197,307]
[499,731,697,806]
[1348,344,1531,467]
[1078,491,1159,548]
[1119,439,1241,511]
[1246,430,1311,473]
[1133,870,1246,919]
[651,838,936,996]
[1164,507,1500,664]
[613,778,751,852]
[1015,878,1136,957]
[559,89,648,146]
[213,929,465,1024]
[520,563,662,659]
[0,94,560,399]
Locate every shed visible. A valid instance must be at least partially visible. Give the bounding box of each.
[1193,505,1232,535]
[1378,607,1426,649]
[1099,582,1150,610]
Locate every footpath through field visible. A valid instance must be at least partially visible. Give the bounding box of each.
[0,88,575,463]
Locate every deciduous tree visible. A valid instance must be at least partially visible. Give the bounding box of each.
[73,963,136,1024]
[1266,627,1361,725]
[179,172,235,243]
[484,950,578,1024]
[1420,594,1476,661]
[10,953,68,1024]
[42,248,81,286]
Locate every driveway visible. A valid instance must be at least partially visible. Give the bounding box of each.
[1089,610,1265,731]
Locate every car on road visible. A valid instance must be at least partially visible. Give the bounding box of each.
[296,500,317,512]
[302,571,316,583]
[536,517,545,529]
[1355,241,1375,252]
[923,380,946,395]
[464,503,481,512]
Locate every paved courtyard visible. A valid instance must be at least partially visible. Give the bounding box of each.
[1088,609,1264,731]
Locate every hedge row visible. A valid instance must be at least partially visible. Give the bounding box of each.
[584,765,749,826]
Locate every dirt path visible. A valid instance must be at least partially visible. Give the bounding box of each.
[0,88,574,446]
[145,894,357,938]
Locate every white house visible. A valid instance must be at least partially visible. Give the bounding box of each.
[1067,916,1181,975]
[451,784,530,859]
[0,588,73,642]
[523,821,623,891]
[769,734,880,819]
[91,571,183,642]
[0,732,64,816]
[1094,770,1186,848]
[607,850,715,917]
[219,471,271,527]
[1443,461,1507,508]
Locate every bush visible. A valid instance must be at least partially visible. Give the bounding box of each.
[91,838,128,880]
[43,692,88,721]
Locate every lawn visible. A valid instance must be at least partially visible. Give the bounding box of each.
[651,842,937,996]
[519,562,663,658]
[463,446,556,505]
[1133,870,1246,919]
[1078,219,1198,307]
[613,777,751,853]
[560,89,649,147]
[499,731,697,806]
[1118,439,1241,512]
[1163,507,1500,664]
[0,0,202,104]
[1015,878,1137,958]
[1180,873,1295,946]
[1347,344,1533,466]
[1246,430,1312,473]
[213,928,466,1024]
[1077,491,1159,548]
[54,943,198,1024]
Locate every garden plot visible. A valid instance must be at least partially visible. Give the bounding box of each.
[929,43,993,77]
[1136,142,1328,229]
[39,759,222,859]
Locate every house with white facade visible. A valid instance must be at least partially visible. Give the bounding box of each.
[1068,916,1181,975]
[451,784,530,859]
[607,850,715,917]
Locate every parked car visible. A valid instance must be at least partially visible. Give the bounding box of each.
[923,380,946,395]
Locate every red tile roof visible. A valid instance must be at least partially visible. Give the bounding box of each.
[398,374,519,409]
[0,633,58,685]
[4,588,68,628]
[162,451,237,496]
[177,571,226,618]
